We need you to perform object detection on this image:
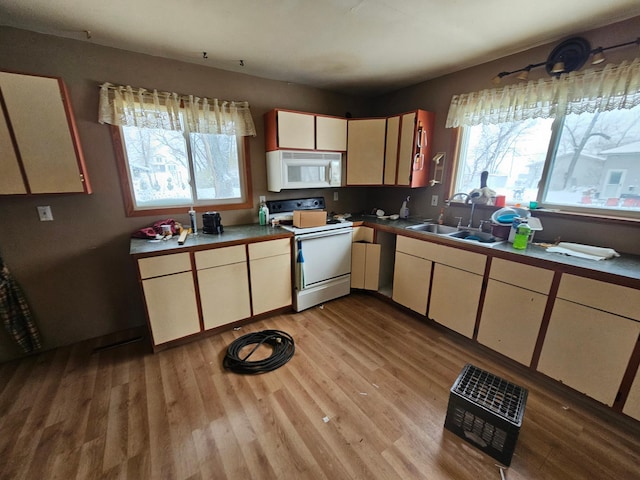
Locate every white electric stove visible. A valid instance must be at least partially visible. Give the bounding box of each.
[267,197,353,311]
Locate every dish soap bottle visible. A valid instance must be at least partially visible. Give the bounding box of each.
[438,208,444,225]
[400,196,410,219]
[512,220,531,250]
[258,201,269,225]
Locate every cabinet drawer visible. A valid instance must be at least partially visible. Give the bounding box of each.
[248,238,290,260]
[557,274,640,320]
[138,253,191,279]
[195,245,246,270]
[396,235,433,259]
[489,258,554,294]
[397,236,485,275]
[433,244,485,275]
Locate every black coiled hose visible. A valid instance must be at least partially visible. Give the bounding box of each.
[223,329,295,374]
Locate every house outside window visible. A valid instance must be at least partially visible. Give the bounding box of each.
[98,83,256,217]
[454,104,640,215]
[119,124,247,212]
[447,58,640,217]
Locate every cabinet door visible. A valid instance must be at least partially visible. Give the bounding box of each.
[0,101,26,194]
[0,72,89,194]
[198,262,251,329]
[538,298,640,406]
[142,272,200,345]
[250,254,292,315]
[429,264,482,338]
[477,280,547,366]
[384,115,400,185]
[392,251,431,314]
[316,116,347,151]
[396,112,416,186]
[346,118,386,185]
[277,111,315,150]
[351,243,380,291]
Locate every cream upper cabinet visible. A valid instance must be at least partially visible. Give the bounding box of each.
[316,115,347,151]
[249,238,292,315]
[0,71,90,194]
[538,274,640,406]
[384,115,400,185]
[477,259,554,366]
[386,110,435,187]
[138,253,201,346]
[264,109,347,152]
[346,117,387,185]
[274,110,315,150]
[195,245,251,330]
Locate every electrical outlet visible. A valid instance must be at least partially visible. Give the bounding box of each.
[259,195,266,203]
[37,206,53,221]
[431,195,438,207]
[333,191,339,201]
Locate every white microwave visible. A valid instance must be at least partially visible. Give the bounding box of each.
[266,150,343,192]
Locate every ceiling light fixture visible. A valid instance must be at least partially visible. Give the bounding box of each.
[492,36,640,85]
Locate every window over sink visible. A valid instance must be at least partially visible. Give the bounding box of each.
[448,58,640,218]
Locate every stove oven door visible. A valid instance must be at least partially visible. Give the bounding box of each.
[295,228,352,289]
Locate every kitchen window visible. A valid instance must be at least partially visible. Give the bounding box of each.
[455,104,640,214]
[99,83,255,216]
[447,58,640,217]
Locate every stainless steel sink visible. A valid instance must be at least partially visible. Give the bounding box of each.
[448,230,503,245]
[406,223,458,234]
[406,222,504,246]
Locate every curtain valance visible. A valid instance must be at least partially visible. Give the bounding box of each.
[98,83,257,136]
[445,57,640,128]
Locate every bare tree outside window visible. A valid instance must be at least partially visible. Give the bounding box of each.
[455,104,640,214]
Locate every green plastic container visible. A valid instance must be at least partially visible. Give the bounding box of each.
[512,221,531,250]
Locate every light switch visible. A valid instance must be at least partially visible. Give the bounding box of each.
[431,195,438,206]
[37,206,53,221]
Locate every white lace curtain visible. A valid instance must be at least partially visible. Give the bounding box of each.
[445,57,640,128]
[98,83,257,136]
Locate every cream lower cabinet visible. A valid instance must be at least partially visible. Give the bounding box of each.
[477,258,554,366]
[196,245,251,330]
[538,274,640,406]
[249,238,292,315]
[392,236,434,314]
[429,264,483,338]
[351,226,380,291]
[428,245,486,339]
[138,253,200,345]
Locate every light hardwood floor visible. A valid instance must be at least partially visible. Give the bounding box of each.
[1,292,639,479]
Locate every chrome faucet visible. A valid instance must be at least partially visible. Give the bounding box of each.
[446,192,469,206]
[447,192,477,229]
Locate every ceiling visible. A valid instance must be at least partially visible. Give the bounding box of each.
[2,0,640,96]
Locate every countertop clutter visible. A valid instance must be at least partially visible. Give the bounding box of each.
[130,216,640,283]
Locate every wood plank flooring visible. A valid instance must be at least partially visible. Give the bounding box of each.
[1,292,639,479]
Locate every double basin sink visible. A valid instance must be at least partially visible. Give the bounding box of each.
[405,222,504,246]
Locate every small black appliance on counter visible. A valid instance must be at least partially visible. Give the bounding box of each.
[202,211,223,234]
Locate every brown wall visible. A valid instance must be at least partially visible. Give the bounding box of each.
[1,16,639,362]
[0,27,372,362]
[368,16,640,254]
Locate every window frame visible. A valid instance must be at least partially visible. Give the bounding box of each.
[110,125,253,217]
[450,111,640,221]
